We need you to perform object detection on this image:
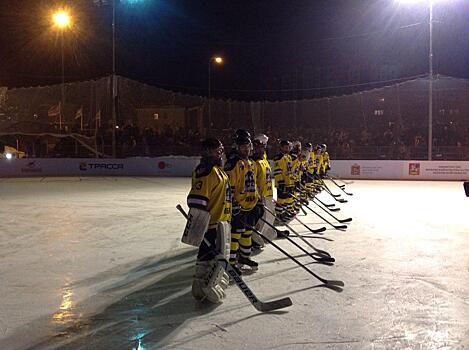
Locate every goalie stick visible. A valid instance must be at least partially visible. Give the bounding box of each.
[176,204,292,312]
[245,223,344,287]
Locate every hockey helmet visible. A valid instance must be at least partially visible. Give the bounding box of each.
[253,133,269,145]
[201,138,222,151]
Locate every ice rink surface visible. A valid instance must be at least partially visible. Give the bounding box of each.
[0,177,468,350]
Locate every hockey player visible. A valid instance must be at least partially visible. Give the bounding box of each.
[184,138,232,304]
[251,134,276,247]
[312,144,323,193]
[304,142,316,198]
[321,144,331,175]
[225,133,260,270]
[290,141,303,214]
[273,140,295,222]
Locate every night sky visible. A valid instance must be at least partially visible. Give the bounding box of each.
[0,0,468,99]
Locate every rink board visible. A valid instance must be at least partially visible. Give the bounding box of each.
[1,157,469,180]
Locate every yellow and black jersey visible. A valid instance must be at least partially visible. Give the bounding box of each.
[290,153,302,183]
[322,151,331,171]
[187,162,232,228]
[300,158,308,181]
[316,153,324,173]
[273,153,294,188]
[307,151,317,174]
[225,155,258,211]
[252,152,273,198]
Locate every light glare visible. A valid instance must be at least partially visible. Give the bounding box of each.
[53,11,71,29]
[213,56,223,64]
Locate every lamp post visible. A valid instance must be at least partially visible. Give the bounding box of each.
[112,0,117,157]
[109,0,145,157]
[208,56,223,131]
[397,0,443,160]
[52,10,71,131]
[428,1,433,161]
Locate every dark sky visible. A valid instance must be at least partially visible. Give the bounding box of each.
[0,0,468,99]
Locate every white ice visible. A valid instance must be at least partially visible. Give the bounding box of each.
[0,177,468,349]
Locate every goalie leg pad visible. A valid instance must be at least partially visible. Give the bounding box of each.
[192,259,227,304]
[216,222,231,287]
[261,198,277,241]
[216,221,231,261]
[181,207,210,247]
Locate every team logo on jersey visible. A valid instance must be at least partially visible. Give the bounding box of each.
[243,170,255,193]
[265,167,272,183]
[409,163,420,176]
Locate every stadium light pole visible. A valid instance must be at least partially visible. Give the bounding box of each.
[52,10,72,132]
[112,0,117,158]
[397,0,445,160]
[108,0,145,157]
[208,56,223,131]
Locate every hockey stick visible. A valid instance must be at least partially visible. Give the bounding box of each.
[320,182,348,203]
[314,197,340,212]
[176,204,292,312]
[319,179,342,198]
[311,199,353,223]
[272,199,326,234]
[259,214,334,262]
[298,184,338,210]
[245,223,344,287]
[328,173,354,185]
[259,218,334,263]
[326,176,354,196]
[314,196,337,209]
[297,200,348,230]
[318,177,342,198]
[293,215,327,235]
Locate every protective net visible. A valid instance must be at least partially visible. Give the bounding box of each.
[1,75,468,159]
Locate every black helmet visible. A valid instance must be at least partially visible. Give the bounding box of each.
[279,139,290,146]
[235,135,251,146]
[201,138,223,152]
[234,129,251,139]
[305,142,312,148]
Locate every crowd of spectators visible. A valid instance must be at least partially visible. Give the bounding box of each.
[3,119,469,160]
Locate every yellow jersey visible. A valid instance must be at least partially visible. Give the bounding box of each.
[273,153,294,188]
[187,162,232,228]
[225,155,258,211]
[253,152,273,198]
[322,151,330,171]
[307,151,317,174]
[290,153,302,183]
